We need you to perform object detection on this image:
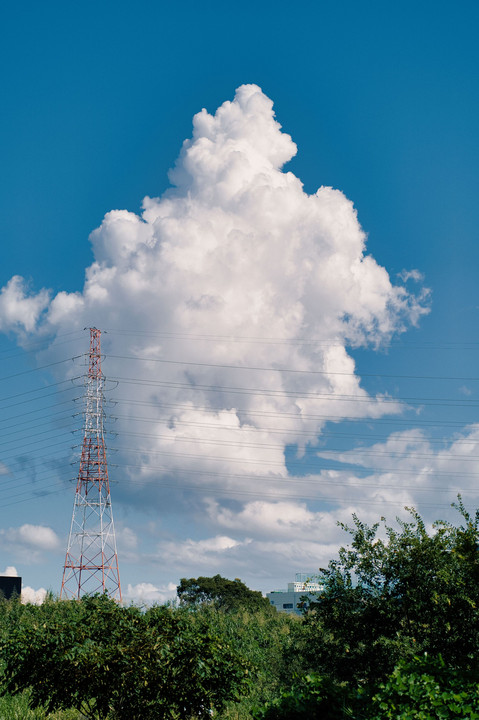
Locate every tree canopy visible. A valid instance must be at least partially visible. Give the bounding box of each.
[177,574,272,612]
[3,501,479,719]
[0,594,251,720]
[304,498,479,685]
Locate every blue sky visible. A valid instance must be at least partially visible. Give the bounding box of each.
[1,1,479,603]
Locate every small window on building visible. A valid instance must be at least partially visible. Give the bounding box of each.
[282,603,293,609]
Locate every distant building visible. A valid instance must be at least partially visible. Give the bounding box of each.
[267,573,321,615]
[0,576,22,600]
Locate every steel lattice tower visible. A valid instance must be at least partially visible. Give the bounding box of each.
[61,328,122,601]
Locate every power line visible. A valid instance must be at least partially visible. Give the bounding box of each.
[2,453,474,497]
[0,330,86,360]
[107,353,479,383]
[0,356,83,383]
[99,428,479,462]
[4,406,479,463]
[8,404,479,448]
[0,399,78,427]
[0,426,75,451]
[112,397,476,428]
[105,444,479,477]
[110,375,479,407]
[0,409,75,437]
[106,412,479,447]
[1,466,475,511]
[0,378,80,405]
[103,328,479,350]
[1,438,79,466]
[113,461,474,495]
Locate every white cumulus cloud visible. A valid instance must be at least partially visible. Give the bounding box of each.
[0,566,47,605]
[0,524,60,564]
[0,276,50,333]
[156,535,248,568]
[21,586,47,605]
[12,524,60,550]
[124,581,177,605]
[0,84,432,586]
[1,85,428,486]
[1,565,19,576]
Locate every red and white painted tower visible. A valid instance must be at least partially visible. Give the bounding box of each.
[61,328,121,601]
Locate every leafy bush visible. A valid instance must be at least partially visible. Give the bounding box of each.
[196,606,307,718]
[4,503,479,719]
[0,690,83,719]
[251,672,359,720]
[370,654,479,719]
[0,595,250,720]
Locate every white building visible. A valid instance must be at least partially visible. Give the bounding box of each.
[267,574,322,615]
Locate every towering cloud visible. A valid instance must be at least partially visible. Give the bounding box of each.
[0,85,430,581]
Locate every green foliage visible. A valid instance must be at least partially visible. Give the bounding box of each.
[0,690,83,719]
[370,654,479,719]
[195,606,307,718]
[4,504,479,719]
[251,673,357,720]
[177,574,272,613]
[0,595,251,720]
[1,594,139,719]
[252,656,479,720]
[305,499,479,684]
[140,603,251,719]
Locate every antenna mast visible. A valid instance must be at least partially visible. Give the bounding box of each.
[61,328,121,601]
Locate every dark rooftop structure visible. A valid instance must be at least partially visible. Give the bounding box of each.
[0,576,22,600]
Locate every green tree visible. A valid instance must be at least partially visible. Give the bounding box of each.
[177,574,272,612]
[304,499,479,685]
[0,595,250,720]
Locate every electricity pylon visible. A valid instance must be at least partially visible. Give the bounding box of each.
[61,327,122,601]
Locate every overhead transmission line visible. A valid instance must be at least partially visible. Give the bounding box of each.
[0,467,474,512]
[3,342,479,511]
[109,374,479,408]
[0,330,86,361]
[5,400,479,448]
[4,369,479,414]
[111,397,477,428]
[106,353,479,383]
[4,450,479,499]
[102,327,479,351]
[4,408,479,463]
